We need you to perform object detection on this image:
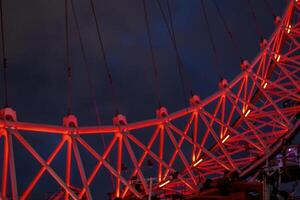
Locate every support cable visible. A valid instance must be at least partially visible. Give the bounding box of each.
[89,0,119,115]
[245,0,263,40]
[70,0,115,189]
[212,0,243,62]
[155,0,191,106]
[0,0,8,107]
[165,0,193,96]
[65,0,72,114]
[201,0,223,79]
[142,0,162,108]
[70,0,101,126]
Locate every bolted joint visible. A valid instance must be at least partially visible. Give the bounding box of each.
[259,38,268,49]
[156,106,168,118]
[113,114,128,126]
[240,59,250,71]
[189,94,201,106]
[273,16,281,26]
[63,134,73,142]
[0,107,17,121]
[218,78,228,89]
[63,114,78,128]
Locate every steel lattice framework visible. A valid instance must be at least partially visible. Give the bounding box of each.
[1,1,300,200]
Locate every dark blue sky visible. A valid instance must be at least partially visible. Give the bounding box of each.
[1,0,297,199]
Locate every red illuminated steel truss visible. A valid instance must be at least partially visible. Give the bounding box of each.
[1,1,300,199]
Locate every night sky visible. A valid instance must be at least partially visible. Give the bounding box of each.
[1,0,298,199]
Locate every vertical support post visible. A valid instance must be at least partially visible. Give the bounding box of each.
[65,136,72,200]
[62,114,79,200]
[158,126,164,182]
[243,74,249,114]
[192,112,198,162]
[116,133,123,198]
[7,130,19,200]
[1,130,8,199]
[220,96,225,139]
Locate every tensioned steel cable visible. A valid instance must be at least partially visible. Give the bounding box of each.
[65,0,73,114]
[70,0,101,125]
[0,0,8,107]
[212,0,243,62]
[70,0,115,189]
[201,0,223,79]
[89,0,119,115]
[142,0,162,108]
[155,0,191,106]
[165,0,193,97]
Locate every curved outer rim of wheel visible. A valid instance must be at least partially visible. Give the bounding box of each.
[0,0,299,199]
